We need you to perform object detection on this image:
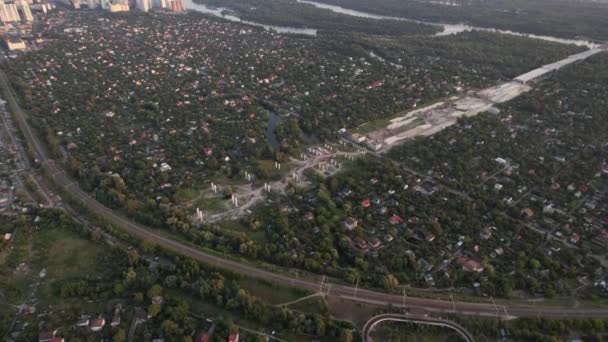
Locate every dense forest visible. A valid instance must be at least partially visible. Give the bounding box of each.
[7,10,582,238]
[0,209,354,341]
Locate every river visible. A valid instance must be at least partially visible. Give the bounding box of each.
[182,0,598,48]
[181,0,318,36]
[297,0,599,48]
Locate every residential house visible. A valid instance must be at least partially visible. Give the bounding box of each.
[593,229,608,248]
[111,315,121,327]
[76,317,90,327]
[353,237,368,250]
[343,217,358,231]
[368,237,382,249]
[228,333,239,342]
[303,211,314,221]
[384,234,393,243]
[455,256,484,273]
[480,227,492,240]
[195,332,210,342]
[389,214,403,225]
[38,330,58,342]
[521,208,534,218]
[90,317,105,332]
[570,233,581,244]
[418,229,435,242]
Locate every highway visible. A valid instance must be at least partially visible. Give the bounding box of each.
[362,313,475,342]
[3,68,608,320]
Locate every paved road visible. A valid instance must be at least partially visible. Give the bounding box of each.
[362,313,475,342]
[3,69,608,319]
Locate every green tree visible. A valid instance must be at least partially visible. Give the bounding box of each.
[113,328,126,342]
[383,274,399,290]
[147,284,163,299]
[148,303,162,318]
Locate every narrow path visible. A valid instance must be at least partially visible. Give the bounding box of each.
[275,292,324,307]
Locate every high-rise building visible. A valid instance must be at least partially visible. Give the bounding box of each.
[101,0,128,11]
[167,0,182,12]
[151,0,165,9]
[136,0,149,12]
[0,4,20,23]
[87,0,98,8]
[20,3,32,21]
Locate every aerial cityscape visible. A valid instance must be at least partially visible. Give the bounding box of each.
[0,0,607,341]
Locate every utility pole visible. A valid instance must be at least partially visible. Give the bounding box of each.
[490,296,499,318]
[319,275,325,294]
[450,293,456,313]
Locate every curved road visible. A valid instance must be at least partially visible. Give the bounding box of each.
[3,69,608,319]
[362,313,475,342]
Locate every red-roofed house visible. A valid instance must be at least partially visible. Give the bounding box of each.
[361,198,371,208]
[90,317,105,332]
[455,256,484,273]
[38,331,57,342]
[228,333,239,342]
[520,208,534,218]
[195,332,210,342]
[570,233,581,244]
[389,214,403,225]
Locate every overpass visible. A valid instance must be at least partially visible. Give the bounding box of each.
[362,313,475,342]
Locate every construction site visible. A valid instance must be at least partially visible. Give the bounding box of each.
[354,46,607,153]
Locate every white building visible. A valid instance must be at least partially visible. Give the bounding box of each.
[6,38,26,51]
[20,3,32,21]
[0,4,20,23]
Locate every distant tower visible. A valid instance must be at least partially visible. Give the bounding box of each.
[136,0,150,11]
[168,0,182,12]
[0,4,21,22]
[73,0,80,9]
[20,3,33,21]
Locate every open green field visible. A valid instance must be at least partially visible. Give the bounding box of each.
[287,297,330,316]
[0,213,110,338]
[240,279,307,305]
[30,227,107,307]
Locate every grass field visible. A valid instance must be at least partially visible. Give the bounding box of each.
[240,279,308,305]
[256,159,293,180]
[31,227,106,308]
[287,297,329,316]
[354,117,393,135]
[0,213,109,338]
